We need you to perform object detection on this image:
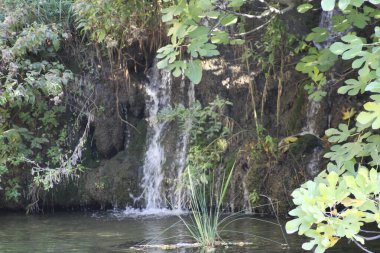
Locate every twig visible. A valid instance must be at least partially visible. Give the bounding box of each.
[236,17,275,36]
[359,234,380,241]
[360,229,380,234]
[260,194,289,247]
[218,8,273,19]
[352,238,374,253]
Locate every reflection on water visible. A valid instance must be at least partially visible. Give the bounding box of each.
[0,211,379,253]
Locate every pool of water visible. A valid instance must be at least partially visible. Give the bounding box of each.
[0,211,379,253]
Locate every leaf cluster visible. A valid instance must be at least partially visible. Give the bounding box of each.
[295,1,380,101]
[0,1,76,201]
[287,1,380,252]
[161,96,232,186]
[73,0,159,49]
[157,0,245,84]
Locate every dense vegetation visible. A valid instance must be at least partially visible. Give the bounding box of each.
[285,1,380,253]
[0,0,76,207]
[2,0,380,252]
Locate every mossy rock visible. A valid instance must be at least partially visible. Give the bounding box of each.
[288,134,321,155]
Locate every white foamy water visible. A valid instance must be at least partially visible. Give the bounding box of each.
[140,61,172,210]
[305,11,338,177]
[128,63,195,215]
[122,207,187,218]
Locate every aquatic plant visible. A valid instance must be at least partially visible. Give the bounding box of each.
[179,162,235,248]
[175,172,289,250]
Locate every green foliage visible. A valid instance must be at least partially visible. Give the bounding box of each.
[248,190,259,205]
[251,17,295,69]
[250,126,278,161]
[181,161,235,248]
[287,0,380,252]
[296,48,337,101]
[297,3,313,13]
[0,1,78,202]
[4,179,21,201]
[0,0,73,26]
[296,0,380,102]
[325,123,355,143]
[163,96,237,248]
[306,27,329,43]
[162,96,232,142]
[162,96,232,185]
[73,0,159,49]
[157,0,246,84]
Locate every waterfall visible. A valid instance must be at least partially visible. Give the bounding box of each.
[124,63,194,215]
[172,79,195,209]
[140,63,172,210]
[313,10,343,50]
[121,104,130,150]
[304,11,337,177]
[302,100,321,136]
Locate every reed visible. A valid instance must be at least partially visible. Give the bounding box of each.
[180,162,235,249]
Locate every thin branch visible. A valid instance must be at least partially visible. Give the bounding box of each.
[360,229,380,234]
[358,234,380,241]
[235,16,275,36]
[352,238,375,253]
[258,0,283,14]
[220,8,273,19]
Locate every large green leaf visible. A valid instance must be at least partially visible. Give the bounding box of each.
[325,124,355,143]
[297,3,313,13]
[357,102,380,129]
[306,27,329,43]
[185,60,202,84]
[321,0,336,11]
[220,14,238,26]
[338,78,367,95]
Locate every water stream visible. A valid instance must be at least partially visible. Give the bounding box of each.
[314,11,335,50]
[303,11,338,177]
[302,97,324,177]
[131,64,194,212]
[171,79,195,210]
[139,63,172,210]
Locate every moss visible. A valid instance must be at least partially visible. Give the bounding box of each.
[289,134,320,155]
[49,179,83,207]
[81,146,101,169]
[125,118,147,161]
[288,87,306,134]
[245,163,263,198]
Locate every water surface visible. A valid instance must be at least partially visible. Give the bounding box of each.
[0,211,379,253]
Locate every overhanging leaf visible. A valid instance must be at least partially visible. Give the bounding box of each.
[297,3,313,13]
[357,102,380,129]
[322,0,336,11]
[185,60,202,84]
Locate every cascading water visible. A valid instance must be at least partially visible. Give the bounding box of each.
[304,10,338,177]
[314,11,335,49]
[125,63,194,215]
[140,63,172,210]
[302,100,321,136]
[171,79,195,209]
[121,104,130,150]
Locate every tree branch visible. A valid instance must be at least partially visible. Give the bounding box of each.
[220,8,274,19]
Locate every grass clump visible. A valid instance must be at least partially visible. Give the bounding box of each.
[180,162,235,249]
